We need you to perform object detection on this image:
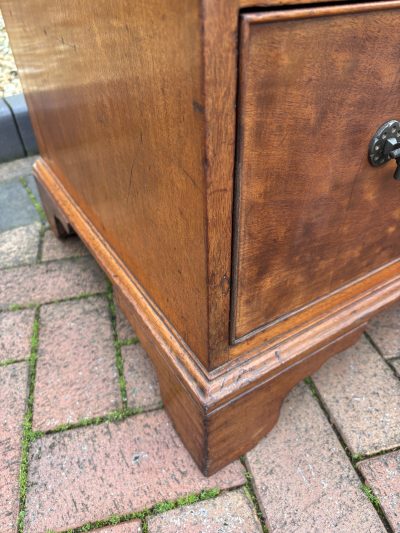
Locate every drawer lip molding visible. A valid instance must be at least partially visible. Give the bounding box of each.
[239,0,400,20]
[34,156,400,475]
[231,0,400,343]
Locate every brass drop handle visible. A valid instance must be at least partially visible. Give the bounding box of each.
[369,120,400,180]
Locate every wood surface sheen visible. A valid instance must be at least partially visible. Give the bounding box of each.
[5,0,400,474]
[1,0,210,365]
[234,4,400,339]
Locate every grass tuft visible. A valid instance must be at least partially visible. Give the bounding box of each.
[361,483,381,509]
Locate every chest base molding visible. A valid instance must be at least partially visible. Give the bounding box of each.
[34,157,400,475]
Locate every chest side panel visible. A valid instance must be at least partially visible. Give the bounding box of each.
[2,0,210,363]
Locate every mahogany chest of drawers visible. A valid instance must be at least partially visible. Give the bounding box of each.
[4,0,400,475]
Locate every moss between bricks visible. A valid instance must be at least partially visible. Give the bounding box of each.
[240,458,268,533]
[361,483,381,509]
[19,176,46,223]
[7,190,254,532]
[106,281,129,408]
[1,291,108,314]
[53,487,222,533]
[17,305,40,532]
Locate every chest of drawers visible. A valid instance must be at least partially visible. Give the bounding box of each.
[4,0,400,475]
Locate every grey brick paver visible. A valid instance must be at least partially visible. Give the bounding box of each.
[122,344,161,410]
[246,383,385,533]
[0,256,106,307]
[0,222,41,268]
[41,230,88,261]
[0,177,40,231]
[25,410,245,532]
[33,297,121,430]
[313,336,400,455]
[0,156,37,182]
[367,303,400,359]
[147,490,263,533]
[0,363,28,532]
[0,308,35,361]
[358,451,400,533]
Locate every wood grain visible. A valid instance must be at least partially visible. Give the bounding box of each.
[233,3,400,340]
[2,0,210,365]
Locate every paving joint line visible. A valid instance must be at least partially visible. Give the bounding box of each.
[364,331,400,382]
[0,357,27,368]
[32,404,163,439]
[106,281,129,408]
[0,291,109,314]
[0,253,95,272]
[19,176,46,223]
[56,486,225,533]
[17,305,41,533]
[35,222,46,264]
[240,457,269,532]
[304,376,394,532]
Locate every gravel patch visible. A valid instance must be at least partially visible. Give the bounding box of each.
[0,10,22,97]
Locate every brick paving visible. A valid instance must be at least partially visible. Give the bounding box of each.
[32,297,121,431]
[116,304,136,340]
[147,490,263,532]
[0,155,400,532]
[122,344,162,410]
[359,451,400,532]
[313,336,400,456]
[41,229,88,261]
[0,308,34,362]
[0,363,28,532]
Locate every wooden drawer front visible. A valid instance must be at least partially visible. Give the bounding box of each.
[233,3,400,341]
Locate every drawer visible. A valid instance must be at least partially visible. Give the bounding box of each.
[232,3,400,340]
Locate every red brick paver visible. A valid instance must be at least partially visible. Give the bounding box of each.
[313,336,400,455]
[367,303,400,359]
[122,344,161,410]
[0,308,35,361]
[25,410,245,532]
[0,256,106,307]
[0,363,28,532]
[358,451,400,533]
[41,230,88,261]
[246,383,385,533]
[33,297,121,430]
[147,490,263,533]
[116,305,136,340]
[98,521,142,533]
